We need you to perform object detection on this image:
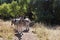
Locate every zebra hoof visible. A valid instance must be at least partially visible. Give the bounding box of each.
[23,28,29,32]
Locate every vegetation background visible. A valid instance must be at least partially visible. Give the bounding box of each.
[0,0,60,25]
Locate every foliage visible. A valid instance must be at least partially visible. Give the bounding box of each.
[0,1,26,19]
[10,1,20,17]
[0,3,11,19]
[0,0,32,19]
[0,0,60,24]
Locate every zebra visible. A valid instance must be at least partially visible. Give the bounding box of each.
[11,16,31,34]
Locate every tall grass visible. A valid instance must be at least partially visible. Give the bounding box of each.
[32,23,49,40]
[0,25,15,40]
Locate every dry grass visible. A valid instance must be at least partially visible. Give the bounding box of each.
[0,20,15,40]
[32,23,60,40]
[32,23,49,40]
[0,19,60,40]
[0,26,14,40]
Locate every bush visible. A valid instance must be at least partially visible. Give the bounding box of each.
[0,3,11,19]
[0,1,31,19]
[10,1,20,18]
[0,1,21,19]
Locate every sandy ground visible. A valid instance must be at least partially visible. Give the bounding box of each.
[21,28,39,40]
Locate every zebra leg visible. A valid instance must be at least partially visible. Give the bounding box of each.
[15,33,22,40]
[18,31,23,35]
[18,26,23,35]
[26,25,29,32]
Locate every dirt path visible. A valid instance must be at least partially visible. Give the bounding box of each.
[13,28,39,40]
[21,28,39,40]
